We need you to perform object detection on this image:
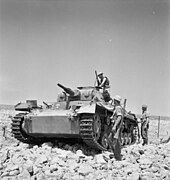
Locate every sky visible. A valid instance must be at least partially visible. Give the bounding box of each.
[0,0,170,116]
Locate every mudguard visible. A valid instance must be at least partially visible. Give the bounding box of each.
[77,103,96,114]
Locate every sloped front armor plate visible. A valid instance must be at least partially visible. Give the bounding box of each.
[25,110,79,135]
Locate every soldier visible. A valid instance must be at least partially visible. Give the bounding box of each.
[109,95,123,161]
[96,72,111,102]
[141,104,150,145]
[97,72,110,90]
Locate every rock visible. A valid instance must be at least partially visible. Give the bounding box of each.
[49,164,58,172]
[0,163,3,170]
[1,171,9,178]
[6,163,19,172]
[42,142,53,147]
[126,173,140,180]
[164,174,170,180]
[138,149,144,155]
[66,151,79,162]
[24,160,34,174]
[138,158,152,169]
[123,167,133,175]
[36,172,46,180]
[44,169,51,176]
[78,164,94,176]
[102,151,112,162]
[57,149,71,159]
[76,150,86,158]
[49,156,60,165]
[95,154,107,164]
[33,145,39,150]
[35,155,48,164]
[66,159,79,171]
[9,169,20,176]
[33,166,41,175]
[18,169,31,180]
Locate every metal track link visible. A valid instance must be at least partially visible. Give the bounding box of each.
[11,113,41,144]
[80,114,107,151]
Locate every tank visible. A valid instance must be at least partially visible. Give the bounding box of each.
[11,83,138,151]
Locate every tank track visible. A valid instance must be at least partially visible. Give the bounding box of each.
[11,113,41,144]
[80,114,107,151]
[80,114,137,151]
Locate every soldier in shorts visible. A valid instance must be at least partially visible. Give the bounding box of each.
[141,104,150,145]
[109,95,123,161]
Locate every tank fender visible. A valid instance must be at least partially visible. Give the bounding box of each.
[77,103,96,114]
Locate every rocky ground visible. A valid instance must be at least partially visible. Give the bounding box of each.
[0,108,170,180]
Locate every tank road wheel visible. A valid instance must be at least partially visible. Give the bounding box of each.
[131,127,138,144]
[124,132,128,145]
[121,132,125,146]
[100,132,109,149]
[92,114,101,141]
[127,133,132,145]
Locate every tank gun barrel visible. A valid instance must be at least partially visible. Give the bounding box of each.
[57,83,75,96]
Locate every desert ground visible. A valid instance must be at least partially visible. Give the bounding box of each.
[0,105,170,180]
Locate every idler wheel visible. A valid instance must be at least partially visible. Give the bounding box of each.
[92,114,101,141]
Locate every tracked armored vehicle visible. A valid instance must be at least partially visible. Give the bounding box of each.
[11,83,138,151]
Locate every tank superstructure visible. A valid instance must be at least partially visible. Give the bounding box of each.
[11,83,138,151]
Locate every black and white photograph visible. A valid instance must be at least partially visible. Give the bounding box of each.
[0,0,170,179]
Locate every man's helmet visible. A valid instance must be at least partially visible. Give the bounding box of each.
[113,95,122,102]
[142,104,147,109]
[98,72,103,76]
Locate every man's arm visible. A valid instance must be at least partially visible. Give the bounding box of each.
[99,77,107,87]
[112,115,122,131]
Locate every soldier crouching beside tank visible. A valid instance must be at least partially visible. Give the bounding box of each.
[140,104,150,145]
[108,95,123,161]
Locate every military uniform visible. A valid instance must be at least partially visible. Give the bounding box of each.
[110,104,123,161]
[141,111,149,145]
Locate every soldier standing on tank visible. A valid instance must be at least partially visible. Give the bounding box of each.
[97,72,110,91]
[96,72,111,102]
[141,104,150,145]
[108,95,123,161]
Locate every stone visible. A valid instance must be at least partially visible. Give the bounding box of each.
[50,156,60,165]
[18,169,31,180]
[0,163,3,170]
[6,164,19,172]
[124,167,133,175]
[76,150,86,158]
[138,158,152,168]
[126,173,140,180]
[78,164,94,176]
[24,160,34,174]
[49,164,58,172]
[9,169,20,176]
[95,154,107,164]
[1,171,9,178]
[35,155,48,164]
[33,166,41,175]
[66,159,79,171]
[57,149,71,159]
[164,174,170,180]
[36,172,46,180]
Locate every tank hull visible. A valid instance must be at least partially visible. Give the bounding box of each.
[23,110,80,137]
